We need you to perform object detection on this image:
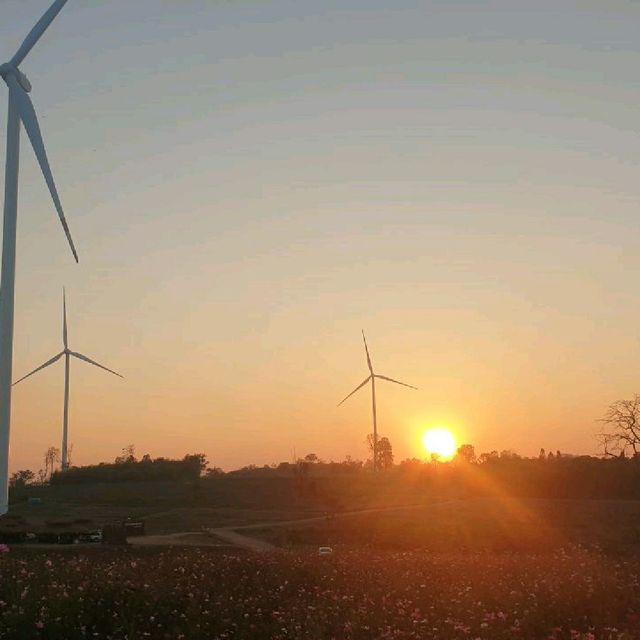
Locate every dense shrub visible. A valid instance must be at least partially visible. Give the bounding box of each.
[50,454,207,485]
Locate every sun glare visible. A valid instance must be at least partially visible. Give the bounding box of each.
[422,428,457,460]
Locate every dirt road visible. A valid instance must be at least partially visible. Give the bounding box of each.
[131,501,457,553]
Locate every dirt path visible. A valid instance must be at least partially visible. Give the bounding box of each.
[211,528,280,552]
[206,500,459,552]
[231,502,448,531]
[131,501,458,553]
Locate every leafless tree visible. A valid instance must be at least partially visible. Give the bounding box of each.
[598,395,640,457]
[44,446,60,479]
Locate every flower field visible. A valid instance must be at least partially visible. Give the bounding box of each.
[0,546,638,639]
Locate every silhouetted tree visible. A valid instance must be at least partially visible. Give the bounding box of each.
[296,460,310,476]
[115,444,136,464]
[341,455,363,471]
[44,447,60,479]
[367,434,393,470]
[377,437,394,470]
[304,453,319,464]
[183,453,208,477]
[205,466,225,477]
[478,451,498,464]
[51,453,208,484]
[457,444,476,464]
[399,457,424,469]
[9,469,34,489]
[599,395,640,456]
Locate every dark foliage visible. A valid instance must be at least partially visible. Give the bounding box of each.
[49,454,207,485]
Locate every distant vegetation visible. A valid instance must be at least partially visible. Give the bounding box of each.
[226,451,640,502]
[8,445,640,503]
[48,452,208,485]
[6,394,640,508]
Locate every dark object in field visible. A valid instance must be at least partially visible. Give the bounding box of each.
[123,520,145,537]
[102,523,129,545]
[0,513,105,544]
[0,514,28,543]
[103,519,147,544]
[0,530,26,543]
[77,530,102,544]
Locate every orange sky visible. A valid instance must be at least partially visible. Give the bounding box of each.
[4,0,640,473]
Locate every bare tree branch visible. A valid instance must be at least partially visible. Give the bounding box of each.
[598,395,640,457]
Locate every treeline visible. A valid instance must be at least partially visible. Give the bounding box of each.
[226,451,640,501]
[12,444,640,501]
[401,454,640,501]
[49,453,207,485]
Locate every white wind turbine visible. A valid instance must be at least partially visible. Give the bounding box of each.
[0,0,79,514]
[14,291,123,470]
[338,331,417,472]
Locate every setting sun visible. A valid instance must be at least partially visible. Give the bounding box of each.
[422,428,457,460]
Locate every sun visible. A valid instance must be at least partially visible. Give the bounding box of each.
[422,428,457,460]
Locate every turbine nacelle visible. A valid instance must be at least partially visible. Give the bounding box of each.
[338,332,418,406]
[12,291,124,387]
[0,64,32,93]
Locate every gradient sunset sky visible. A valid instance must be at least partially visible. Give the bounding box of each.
[2,0,640,473]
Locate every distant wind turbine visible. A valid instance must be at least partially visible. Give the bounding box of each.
[338,331,417,472]
[14,291,123,470]
[0,0,80,514]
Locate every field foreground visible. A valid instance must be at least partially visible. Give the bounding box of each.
[0,547,638,639]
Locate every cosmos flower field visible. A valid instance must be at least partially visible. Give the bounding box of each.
[0,547,638,639]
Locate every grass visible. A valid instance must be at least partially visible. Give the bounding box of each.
[247,498,640,553]
[4,474,442,535]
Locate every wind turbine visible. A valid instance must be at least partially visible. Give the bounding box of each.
[338,331,417,472]
[13,290,123,470]
[0,0,79,514]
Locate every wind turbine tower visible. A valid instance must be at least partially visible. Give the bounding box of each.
[14,290,123,470]
[338,331,417,472]
[0,0,81,514]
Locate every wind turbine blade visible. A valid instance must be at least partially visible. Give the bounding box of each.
[13,351,64,386]
[69,351,123,379]
[10,0,68,67]
[375,374,418,390]
[62,288,68,348]
[362,330,373,373]
[337,376,371,406]
[6,75,78,262]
